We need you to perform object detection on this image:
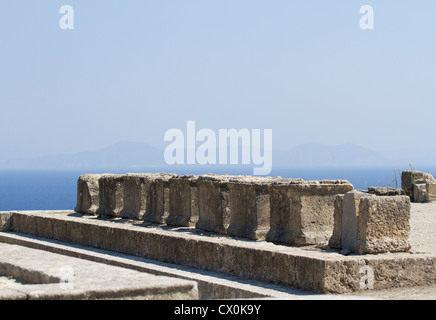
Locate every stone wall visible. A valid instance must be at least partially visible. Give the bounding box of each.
[76,173,354,246]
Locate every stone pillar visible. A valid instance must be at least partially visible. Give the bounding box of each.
[414,184,428,203]
[427,183,436,202]
[340,190,367,251]
[267,180,354,246]
[355,195,411,254]
[328,194,345,249]
[227,177,274,240]
[97,174,124,217]
[166,175,198,227]
[75,174,105,214]
[196,174,231,234]
[120,173,154,220]
[143,173,175,224]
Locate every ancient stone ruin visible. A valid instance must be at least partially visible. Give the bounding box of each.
[401,170,436,203]
[74,172,422,257]
[1,171,436,299]
[75,173,355,246]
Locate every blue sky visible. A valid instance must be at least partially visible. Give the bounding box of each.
[1,1,436,161]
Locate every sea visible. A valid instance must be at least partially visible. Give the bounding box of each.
[1,165,435,211]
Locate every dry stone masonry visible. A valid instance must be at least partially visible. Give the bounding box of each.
[75,172,418,253]
[76,173,354,246]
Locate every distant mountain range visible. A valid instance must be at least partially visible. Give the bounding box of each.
[0,141,165,169]
[273,143,389,166]
[0,141,433,169]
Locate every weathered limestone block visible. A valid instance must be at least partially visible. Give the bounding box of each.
[75,174,106,214]
[267,180,354,246]
[0,212,12,231]
[96,174,124,217]
[413,183,428,203]
[142,173,176,224]
[120,173,155,220]
[341,190,370,251]
[402,170,435,201]
[427,182,436,202]
[328,194,344,249]
[196,174,231,234]
[166,175,198,227]
[367,187,404,196]
[227,176,276,240]
[355,195,411,254]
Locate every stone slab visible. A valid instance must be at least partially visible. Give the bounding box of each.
[0,232,318,299]
[3,210,436,294]
[0,243,198,300]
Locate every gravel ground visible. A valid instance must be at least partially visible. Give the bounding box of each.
[409,202,436,254]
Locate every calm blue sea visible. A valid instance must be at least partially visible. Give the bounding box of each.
[1,166,435,211]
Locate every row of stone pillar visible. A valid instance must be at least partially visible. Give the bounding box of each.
[75,173,354,246]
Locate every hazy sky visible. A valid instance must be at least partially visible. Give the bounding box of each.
[1,1,435,160]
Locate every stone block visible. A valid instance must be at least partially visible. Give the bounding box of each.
[120,174,154,220]
[427,182,436,202]
[414,183,428,203]
[367,187,404,196]
[75,174,105,214]
[166,175,198,227]
[341,190,371,251]
[142,173,176,224]
[401,170,435,201]
[355,195,411,254]
[227,176,275,240]
[97,174,124,217]
[267,180,354,246]
[196,174,231,234]
[328,195,344,249]
[0,212,12,231]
